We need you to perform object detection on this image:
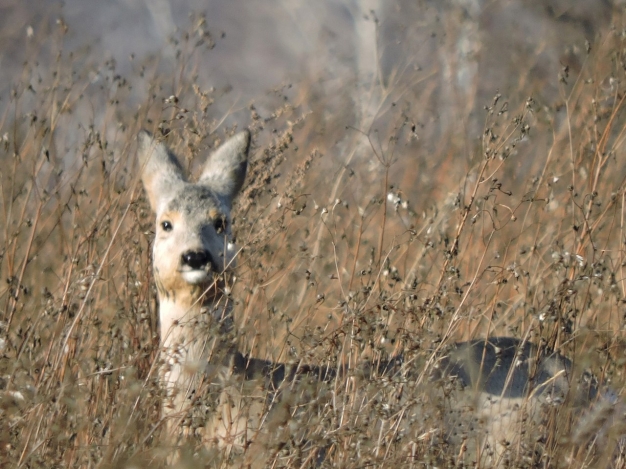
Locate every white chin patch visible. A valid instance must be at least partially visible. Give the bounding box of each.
[181,270,209,284]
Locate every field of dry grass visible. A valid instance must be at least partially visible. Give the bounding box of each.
[3,3,626,468]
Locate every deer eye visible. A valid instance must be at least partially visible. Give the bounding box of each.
[161,220,173,232]
[213,217,228,234]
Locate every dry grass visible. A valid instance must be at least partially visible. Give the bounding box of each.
[3,6,626,469]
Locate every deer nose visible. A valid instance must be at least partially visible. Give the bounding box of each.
[181,250,210,270]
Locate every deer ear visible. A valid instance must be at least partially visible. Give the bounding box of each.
[198,130,250,206]
[137,130,186,212]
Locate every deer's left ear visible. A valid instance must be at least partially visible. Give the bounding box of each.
[199,130,250,206]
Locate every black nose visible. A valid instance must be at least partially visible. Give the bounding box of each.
[181,250,210,269]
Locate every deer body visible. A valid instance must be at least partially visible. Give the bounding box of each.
[435,337,600,463]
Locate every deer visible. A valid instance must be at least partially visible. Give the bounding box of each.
[137,129,617,467]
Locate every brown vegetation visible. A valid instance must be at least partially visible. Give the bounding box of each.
[3,6,626,468]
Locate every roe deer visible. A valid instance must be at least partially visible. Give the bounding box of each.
[137,129,616,467]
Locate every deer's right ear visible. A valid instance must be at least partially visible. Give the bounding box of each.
[137,130,186,212]
[199,130,250,206]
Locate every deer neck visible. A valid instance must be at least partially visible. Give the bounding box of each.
[158,282,237,390]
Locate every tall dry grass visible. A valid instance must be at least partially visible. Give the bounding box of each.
[2,7,626,469]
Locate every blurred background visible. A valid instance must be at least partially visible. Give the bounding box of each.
[0,0,617,139]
